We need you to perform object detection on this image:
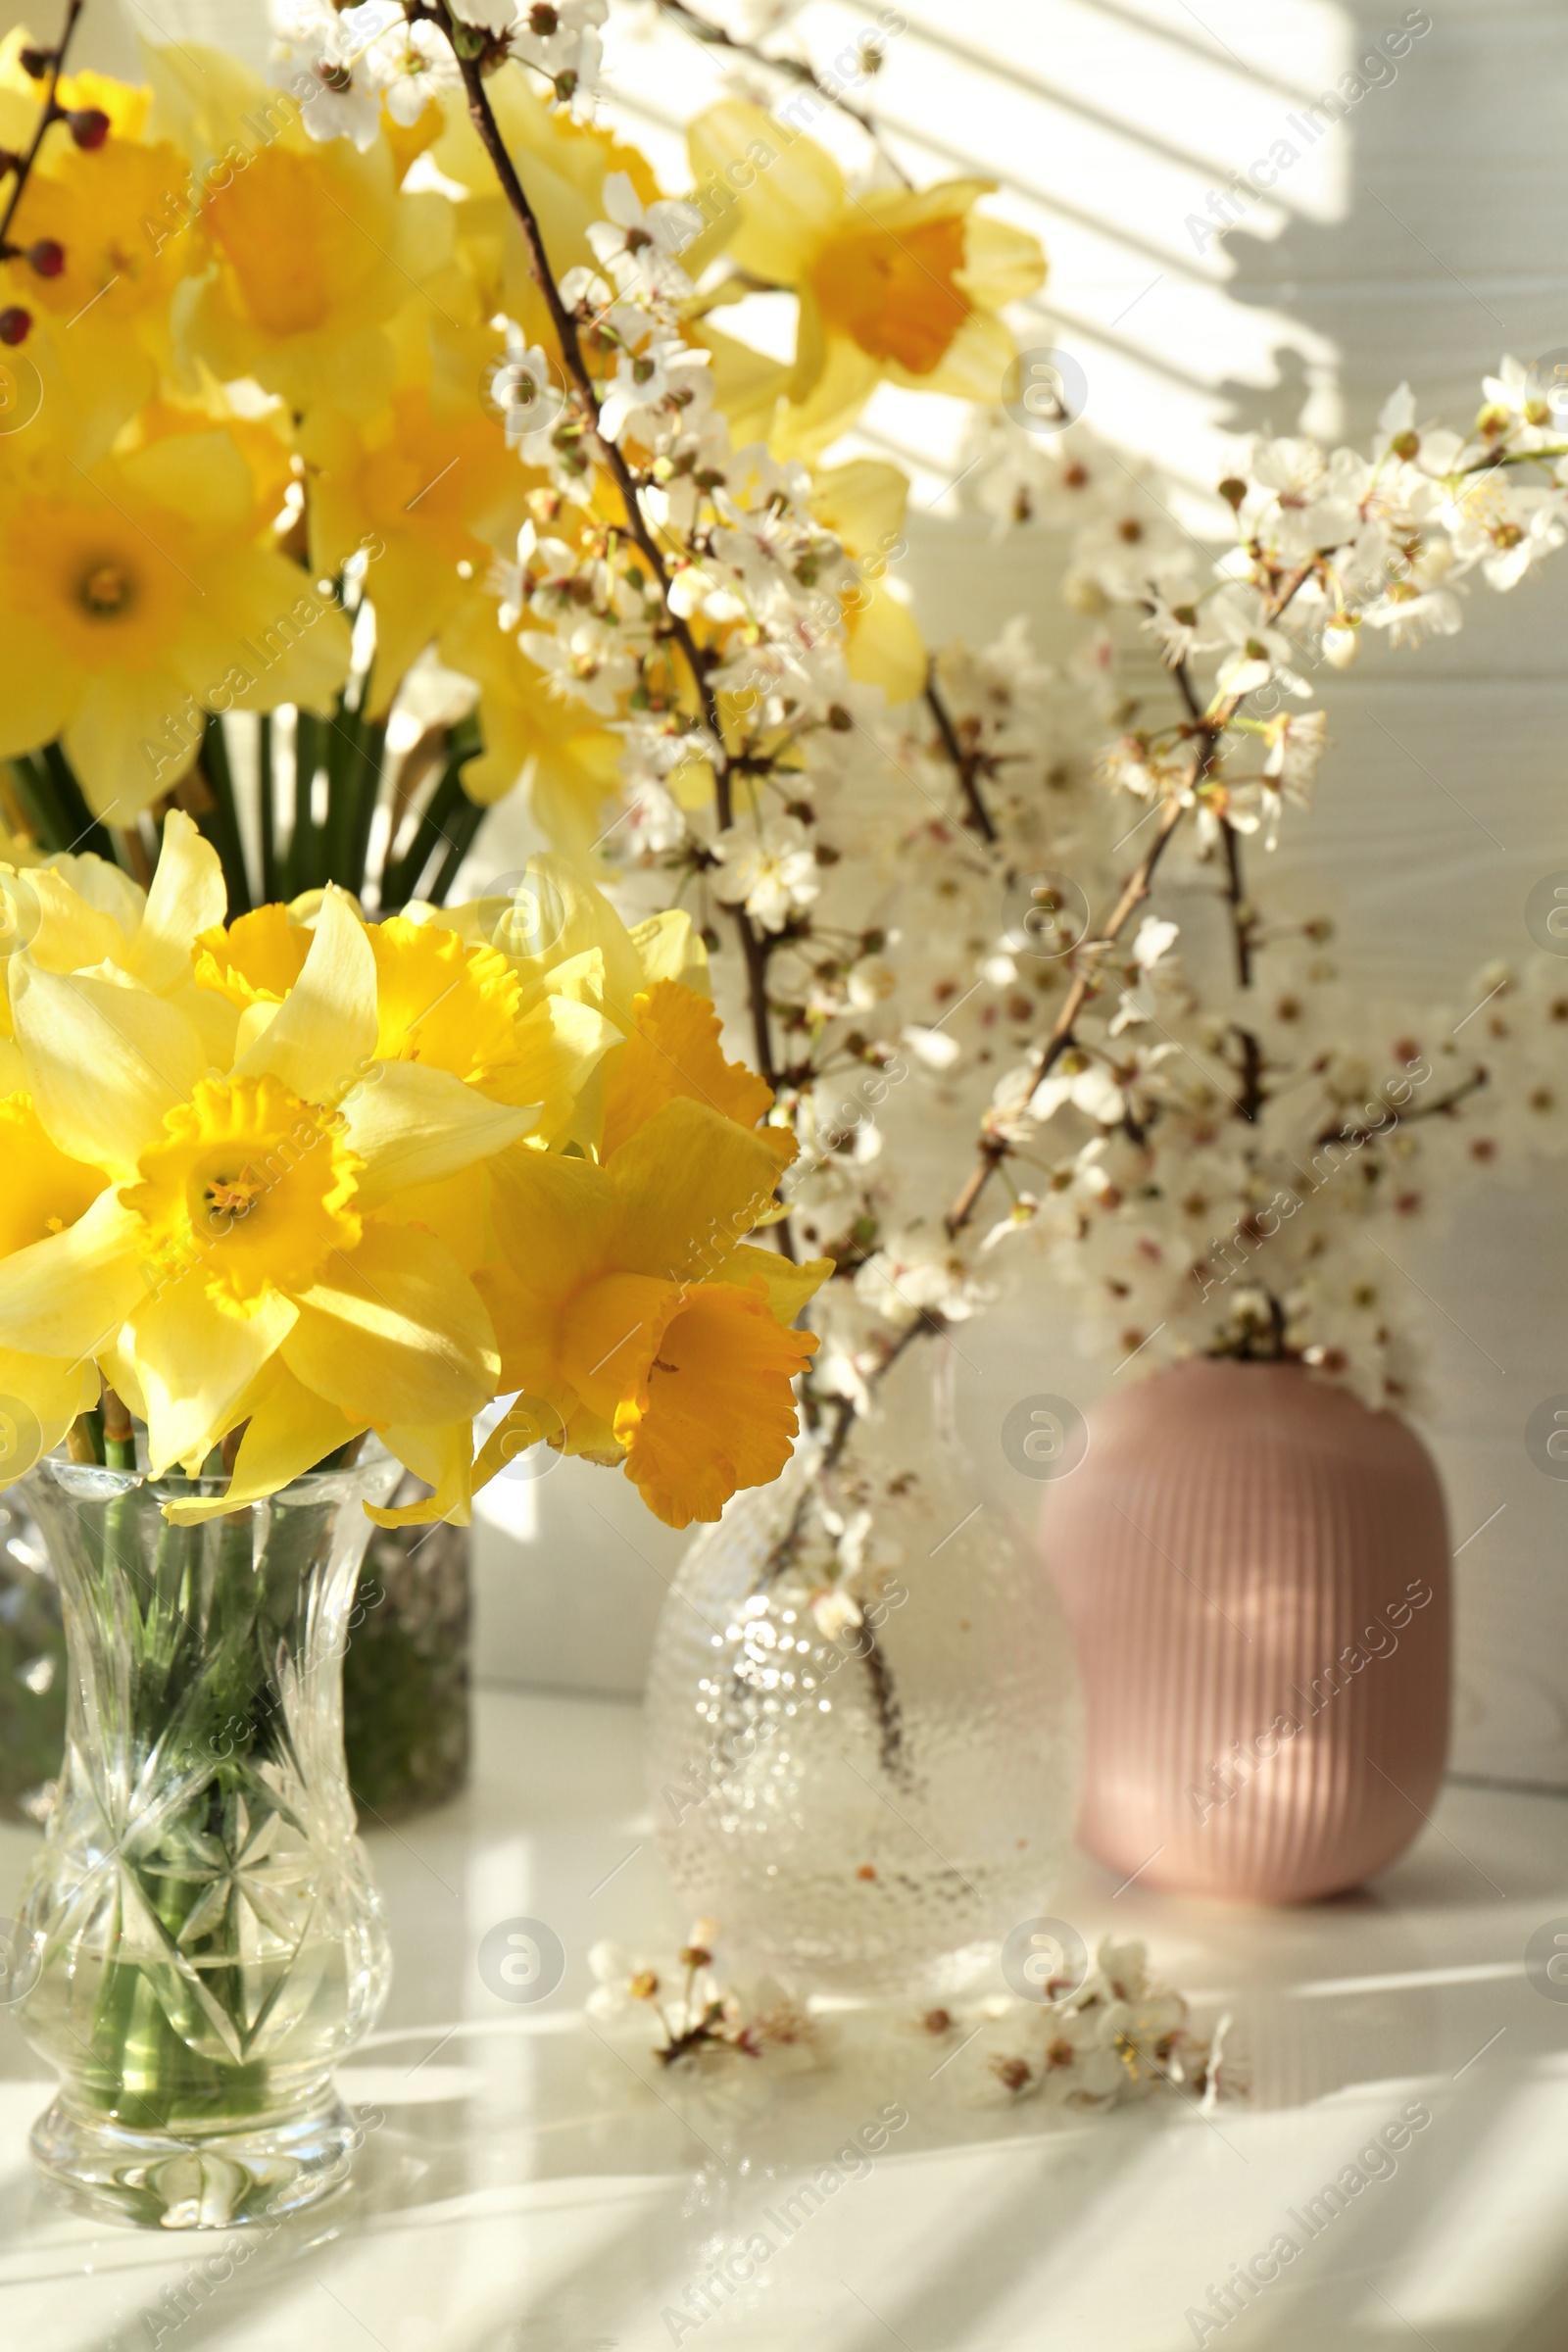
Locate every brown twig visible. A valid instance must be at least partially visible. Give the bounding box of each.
[1219,817,1252,987]
[0,0,86,270]
[1317,1066,1488,1151]
[945,792,1187,1238]
[651,0,911,185]
[924,666,998,844]
[945,567,1317,1240]
[433,4,788,1125]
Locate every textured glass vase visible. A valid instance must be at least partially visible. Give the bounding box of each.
[13,1446,400,2229]
[645,1351,1082,1995]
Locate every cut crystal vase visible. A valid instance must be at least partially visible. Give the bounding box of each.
[12,1446,400,2229]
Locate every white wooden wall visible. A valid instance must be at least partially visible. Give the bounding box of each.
[19,0,1568,1784]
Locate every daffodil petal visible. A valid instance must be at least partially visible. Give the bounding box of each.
[367,1419,473,1527]
[687,100,845,282]
[0,1185,145,1360]
[124,808,228,995]
[619,1283,816,1530]
[0,1347,98,1489]
[26,869,127,973]
[12,963,202,1178]
[340,1059,539,1207]
[282,1221,498,1428]
[710,1243,833,1327]
[128,1279,298,1476]
[606,1098,794,1284]
[161,1360,364,1525]
[235,885,376,1106]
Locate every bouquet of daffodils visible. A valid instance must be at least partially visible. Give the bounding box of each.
[0,811,825,1526]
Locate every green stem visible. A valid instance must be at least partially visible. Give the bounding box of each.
[339,718,388,897]
[258,712,280,903]
[40,744,114,861]
[289,710,321,897]
[378,713,484,907]
[6,754,71,851]
[197,717,252,915]
[426,793,485,906]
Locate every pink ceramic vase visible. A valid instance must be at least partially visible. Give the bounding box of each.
[1041,1358,1450,1903]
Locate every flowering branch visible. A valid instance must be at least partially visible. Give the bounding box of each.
[924,664,998,844]
[650,0,911,185]
[427,0,788,1109]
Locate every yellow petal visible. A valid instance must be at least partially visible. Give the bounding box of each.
[0,1347,97,1490]
[282,1220,498,1428]
[808,459,909,554]
[161,1360,365,1526]
[619,1282,817,1530]
[600,981,774,1159]
[12,962,203,1179]
[63,663,201,823]
[687,100,845,283]
[606,1098,794,1285]
[127,1278,298,1477]
[0,1185,145,1360]
[958,209,1049,309]
[557,1268,679,1426]
[26,869,128,974]
[773,306,881,461]
[367,1419,473,1528]
[629,909,709,992]
[710,1243,834,1328]
[485,1144,620,1303]
[902,306,1019,404]
[123,808,228,996]
[234,885,377,1106]
[340,1058,538,1206]
[845,578,928,704]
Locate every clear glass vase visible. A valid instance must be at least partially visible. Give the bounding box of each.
[12,1446,401,2229]
[644,1348,1083,1996]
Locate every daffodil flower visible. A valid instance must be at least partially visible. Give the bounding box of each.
[475,1098,828,1527]
[0,886,535,1492]
[687,100,1046,458]
[0,425,353,819]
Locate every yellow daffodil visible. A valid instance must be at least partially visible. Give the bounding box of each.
[687,100,1046,457]
[146,43,453,416]
[475,1098,827,1527]
[301,388,529,714]
[0,432,351,818]
[0,882,531,1488]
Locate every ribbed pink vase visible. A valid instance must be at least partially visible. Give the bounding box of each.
[1041,1359,1451,1903]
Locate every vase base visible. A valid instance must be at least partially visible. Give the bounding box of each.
[29,2085,361,2230]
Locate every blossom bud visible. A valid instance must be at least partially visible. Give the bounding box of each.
[65,108,111,150]
[26,239,65,278]
[1390,428,1420,460]
[1217,476,1248,510]
[1321,617,1358,669]
[18,45,52,78]
[0,307,32,346]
